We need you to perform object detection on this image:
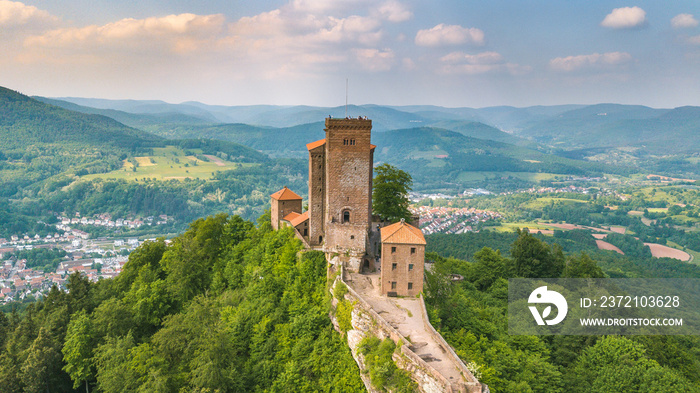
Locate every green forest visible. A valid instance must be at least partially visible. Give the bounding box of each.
[424,230,700,392]
[0,214,365,392]
[4,213,700,392]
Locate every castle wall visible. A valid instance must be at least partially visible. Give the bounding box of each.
[329,266,487,393]
[308,147,325,245]
[325,222,369,255]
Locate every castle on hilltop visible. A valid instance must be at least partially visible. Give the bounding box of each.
[271,117,425,296]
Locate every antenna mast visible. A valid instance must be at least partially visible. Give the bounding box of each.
[345,78,348,117]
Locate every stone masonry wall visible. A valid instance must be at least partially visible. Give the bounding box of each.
[380,243,425,296]
[271,199,301,231]
[324,118,372,252]
[330,265,487,393]
[308,148,325,246]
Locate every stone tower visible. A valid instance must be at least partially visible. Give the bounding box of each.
[307,117,375,257]
[269,187,302,231]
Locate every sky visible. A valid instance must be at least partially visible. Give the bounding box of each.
[2,0,700,108]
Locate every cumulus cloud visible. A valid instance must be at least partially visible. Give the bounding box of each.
[353,48,395,71]
[376,0,412,22]
[0,0,59,30]
[549,52,633,72]
[11,0,412,88]
[415,24,484,46]
[671,14,699,29]
[438,51,529,75]
[24,13,226,56]
[601,6,647,29]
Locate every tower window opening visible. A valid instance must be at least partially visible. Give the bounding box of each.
[343,210,351,223]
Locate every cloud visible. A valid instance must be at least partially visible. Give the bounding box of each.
[441,51,503,65]
[353,48,395,71]
[0,0,59,29]
[671,14,699,29]
[11,0,412,90]
[415,24,484,46]
[688,35,700,45]
[438,51,530,75]
[23,13,226,57]
[600,6,647,29]
[549,52,633,72]
[376,1,412,22]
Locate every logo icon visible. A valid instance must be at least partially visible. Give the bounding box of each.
[528,286,568,325]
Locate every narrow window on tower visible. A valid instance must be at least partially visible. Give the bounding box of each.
[392,263,397,270]
[391,246,396,254]
[411,247,416,255]
[343,210,350,223]
[408,264,414,271]
[408,282,413,290]
[391,282,397,290]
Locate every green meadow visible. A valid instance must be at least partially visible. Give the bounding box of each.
[82,146,256,181]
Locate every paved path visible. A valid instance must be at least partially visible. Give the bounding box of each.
[347,271,466,385]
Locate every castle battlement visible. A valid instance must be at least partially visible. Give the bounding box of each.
[324,117,372,129]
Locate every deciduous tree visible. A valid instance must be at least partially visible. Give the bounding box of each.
[372,163,413,222]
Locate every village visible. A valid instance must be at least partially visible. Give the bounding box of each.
[0,212,174,305]
[414,206,503,235]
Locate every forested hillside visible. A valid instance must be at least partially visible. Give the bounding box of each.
[0,86,291,237]
[424,230,700,392]
[373,127,621,191]
[0,214,365,392]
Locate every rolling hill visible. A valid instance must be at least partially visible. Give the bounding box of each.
[514,103,700,152]
[0,87,268,197]
[1,87,162,150]
[372,127,619,191]
[34,97,215,128]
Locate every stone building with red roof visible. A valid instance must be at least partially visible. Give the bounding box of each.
[380,219,427,296]
[270,116,425,294]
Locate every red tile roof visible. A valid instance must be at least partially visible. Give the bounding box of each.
[270,186,302,201]
[282,212,301,222]
[381,220,426,245]
[306,139,326,151]
[290,211,309,227]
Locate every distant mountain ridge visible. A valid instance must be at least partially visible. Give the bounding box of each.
[49,97,699,153]
[1,87,165,152]
[40,95,700,179]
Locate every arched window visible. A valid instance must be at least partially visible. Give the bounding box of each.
[343,210,351,223]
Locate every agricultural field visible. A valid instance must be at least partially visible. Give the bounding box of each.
[82,146,255,181]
